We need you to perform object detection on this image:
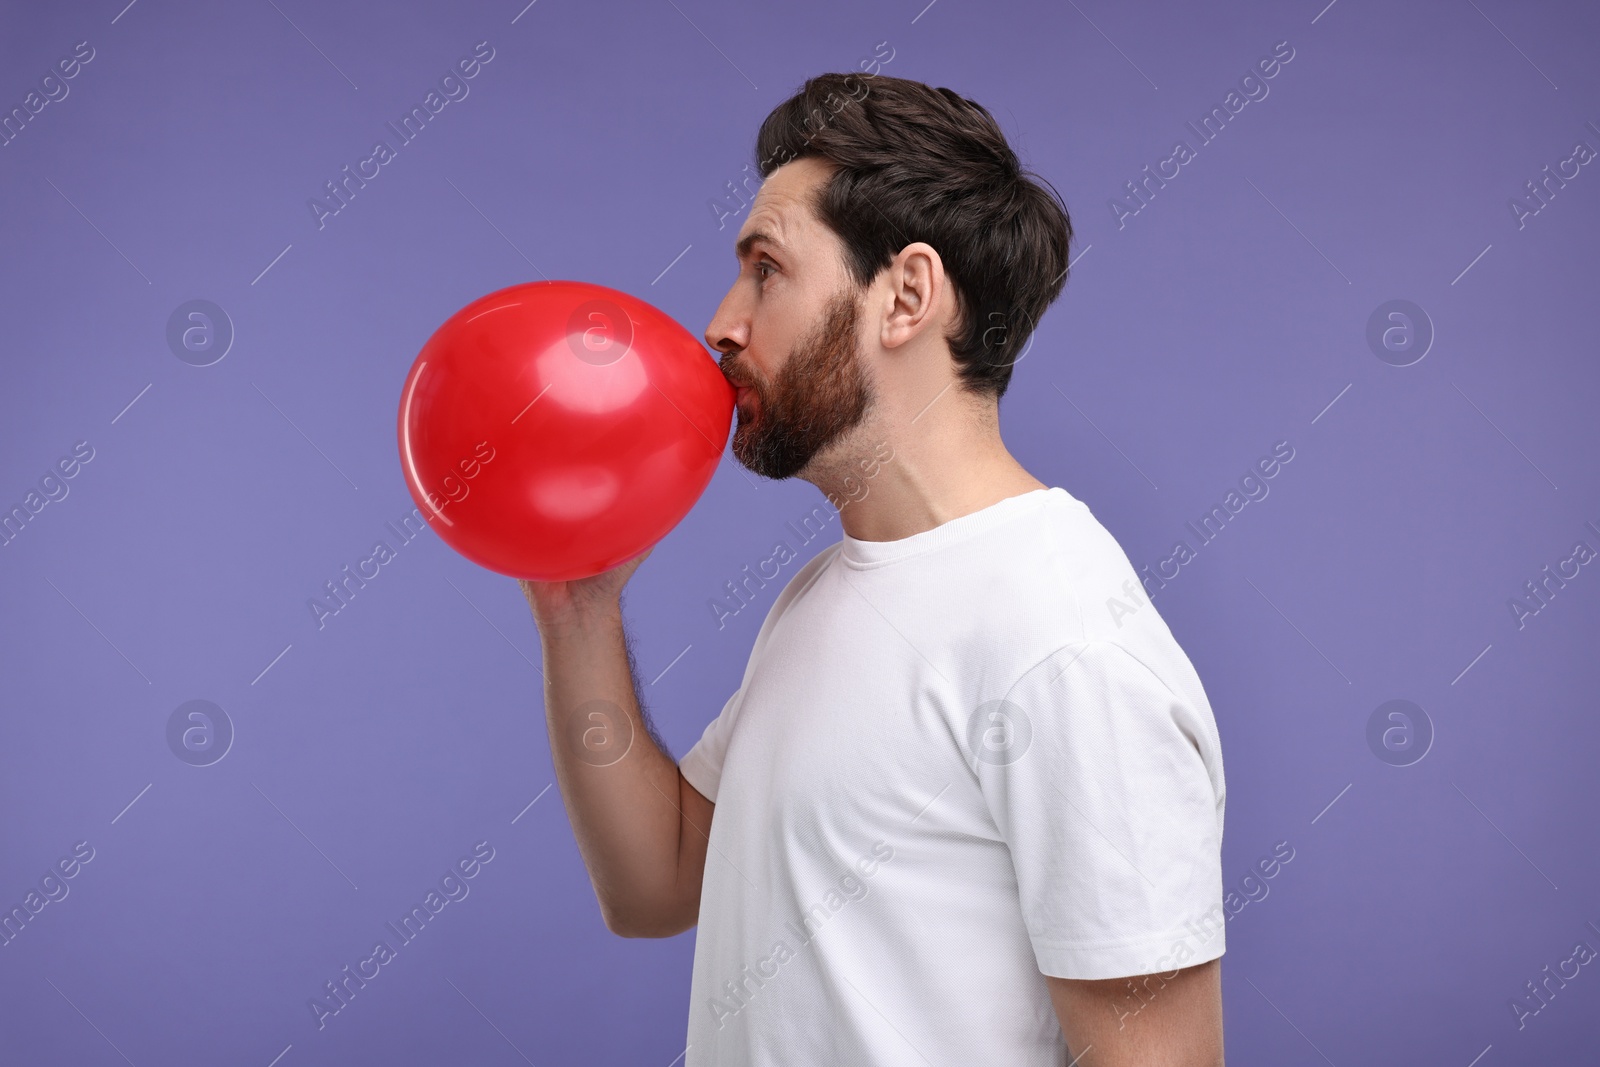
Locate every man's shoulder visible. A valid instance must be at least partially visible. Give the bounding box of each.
[964,497,1205,688]
[963,493,1133,624]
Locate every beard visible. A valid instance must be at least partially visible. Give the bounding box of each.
[720,285,874,481]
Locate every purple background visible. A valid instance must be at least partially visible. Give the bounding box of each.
[3,0,1597,1063]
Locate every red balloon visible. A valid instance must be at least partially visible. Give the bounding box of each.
[397,280,734,581]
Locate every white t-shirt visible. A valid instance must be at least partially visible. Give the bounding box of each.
[678,486,1226,1066]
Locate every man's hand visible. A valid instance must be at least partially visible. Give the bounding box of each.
[1046,958,1223,1066]
[519,546,654,631]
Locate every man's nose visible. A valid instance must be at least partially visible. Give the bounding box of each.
[704,292,747,354]
[704,320,734,355]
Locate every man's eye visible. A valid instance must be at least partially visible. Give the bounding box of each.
[755,261,776,281]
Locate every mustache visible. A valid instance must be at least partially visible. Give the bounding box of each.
[719,352,758,391]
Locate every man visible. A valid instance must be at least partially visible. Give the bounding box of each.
[522,72,1227,1066]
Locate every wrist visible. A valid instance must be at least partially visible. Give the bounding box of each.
[536,600,623,640]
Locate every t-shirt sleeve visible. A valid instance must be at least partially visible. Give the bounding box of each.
[679,687,742,804]
[972,639,1226,980]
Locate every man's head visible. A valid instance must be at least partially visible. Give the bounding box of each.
[705,73,1074,483]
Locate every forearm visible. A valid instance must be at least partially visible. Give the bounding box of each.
[537,605,686,933]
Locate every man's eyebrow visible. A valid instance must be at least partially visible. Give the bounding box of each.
[736,231,788,261]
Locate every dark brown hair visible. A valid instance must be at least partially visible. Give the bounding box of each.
[754,72,1074,401]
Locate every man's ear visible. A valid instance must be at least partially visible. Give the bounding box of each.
[880,242,948,350]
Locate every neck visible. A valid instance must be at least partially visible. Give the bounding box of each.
[802,386,1047,543]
